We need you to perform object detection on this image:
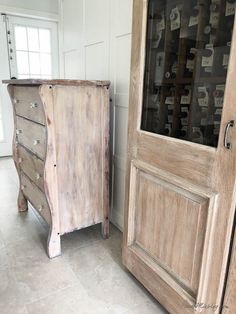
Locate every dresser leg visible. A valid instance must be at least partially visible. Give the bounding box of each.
[101,218,109,239]
[47,231,61,258]
[18,191,28,212]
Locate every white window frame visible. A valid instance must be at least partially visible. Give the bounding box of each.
[6,15,59,79]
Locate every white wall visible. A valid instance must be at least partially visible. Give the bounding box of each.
[0,0,58,16]
[60,0,133,230]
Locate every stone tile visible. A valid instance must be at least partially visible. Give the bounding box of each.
[0,269,26,314]
[68,241,151,312]
[62,224,101,255]
[124,301,168,314]
[12,258,78,304]
[26,284,117,314]
[6,236,48,269]
[0,157,15,170]
[0,248,9,270]
[0,209,46,246]
[0,230,5,249]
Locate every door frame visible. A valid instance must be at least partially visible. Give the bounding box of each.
[0,14,13,156]
[122,0,236,313]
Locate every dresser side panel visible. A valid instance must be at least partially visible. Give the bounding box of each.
[53,85,106,233]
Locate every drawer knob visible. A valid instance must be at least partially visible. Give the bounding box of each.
[18,158,23,163]
[21,184,26,190]
[35,173,41,180]
[33,140,40,145]
[16,129,22,135]
[38,205,44,212]
[30,102,38,108]
[13,98,19,104]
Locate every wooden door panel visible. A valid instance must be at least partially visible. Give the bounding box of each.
[123,0,236,312]
[136,132,215,186]
[126,160,217,300]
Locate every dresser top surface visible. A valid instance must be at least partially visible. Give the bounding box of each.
[2,79,110,87]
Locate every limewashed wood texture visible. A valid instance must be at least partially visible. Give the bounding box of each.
[122,0,236,313]
[5,79,110,258]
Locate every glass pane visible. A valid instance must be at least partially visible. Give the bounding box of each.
[29,52,40,75]
[40,53,52,75]
[141,0,235,148]
[16,51,29,74]
[39,29,51,53]
[14,26,28,50]
[27,27,39,51]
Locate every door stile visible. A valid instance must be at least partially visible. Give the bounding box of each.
[202,12,236,306]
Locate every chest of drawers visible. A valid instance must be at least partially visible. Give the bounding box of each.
[4,79,110,258]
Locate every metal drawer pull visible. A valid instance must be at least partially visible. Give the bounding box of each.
[33,140,40,145]
[38,205,44,212]
[35,173,41,180]
[30,102,38,108]
[16,129,22,135]
[224,120,235,150]
[13,98,19,104]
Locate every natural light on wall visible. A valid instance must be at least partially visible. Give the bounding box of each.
[14,26,52,79]
[0,106,4,142]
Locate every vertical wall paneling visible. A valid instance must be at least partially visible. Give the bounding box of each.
[110,0,132,230]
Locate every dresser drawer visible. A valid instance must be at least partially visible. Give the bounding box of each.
[16,116,47,160]
[18,145,44,191]
[21,174,51,224]
[13,86,45,125]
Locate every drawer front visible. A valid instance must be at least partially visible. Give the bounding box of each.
[13,86,45,125]
[18,145,44,191]
[21,173,51,224]
[16,116,47,160]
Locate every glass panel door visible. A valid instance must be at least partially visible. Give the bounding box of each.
[141,0,236,147]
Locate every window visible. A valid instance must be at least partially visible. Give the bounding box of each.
[14,26,52,79]
[6,16,59,80]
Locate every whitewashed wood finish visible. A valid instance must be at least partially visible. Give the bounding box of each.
[16,116,47,160]
[18,145,45,191]
[13,86,45,125]
[122,1,236,313]
[8,85,28,212]
[39,84,61,258]
[7,79,110,258]
[21,173,51,224]
[51,85,110,236]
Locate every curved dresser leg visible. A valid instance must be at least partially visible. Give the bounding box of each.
[17,190,28,212]
[47,229,61,258]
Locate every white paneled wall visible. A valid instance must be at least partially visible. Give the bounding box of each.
[60,0,133,230]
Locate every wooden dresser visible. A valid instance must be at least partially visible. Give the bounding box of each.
[4,79,110,258]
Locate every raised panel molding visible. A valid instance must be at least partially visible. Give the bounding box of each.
[64,50,82,79]
[114,34,132,95]
[84,0,109,45]
[112,0,133,36]
[127,160,218,302]
[85,42,109,80]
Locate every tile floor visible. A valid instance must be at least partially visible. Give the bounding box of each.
[0,157,167,314]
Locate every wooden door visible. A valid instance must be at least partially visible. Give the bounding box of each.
[122,1,236,313]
